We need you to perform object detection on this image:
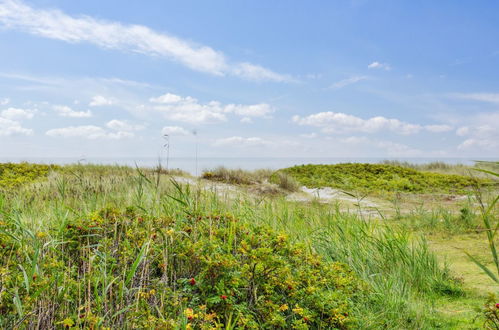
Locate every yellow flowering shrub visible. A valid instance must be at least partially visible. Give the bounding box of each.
[0,207,361,328]
[0,162,59,189]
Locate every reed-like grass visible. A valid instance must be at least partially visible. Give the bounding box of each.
[0,163,482,328]
[201,166,274,185]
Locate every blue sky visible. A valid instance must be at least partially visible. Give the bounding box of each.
[1,0,498,159]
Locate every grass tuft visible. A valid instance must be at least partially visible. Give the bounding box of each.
[202,166,273,185]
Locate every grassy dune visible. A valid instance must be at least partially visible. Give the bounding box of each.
[0,162,497,329]
[275,163,492,194]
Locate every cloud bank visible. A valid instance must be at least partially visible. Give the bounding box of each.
[46,119,143,139]
[0,107,34,135]
[149,92,275,124]
[292,111,446,135]
[0,0,292,82]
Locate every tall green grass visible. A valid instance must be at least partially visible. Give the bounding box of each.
[0,164,473,328]
[219,198,463,328]
[201,166,274,185]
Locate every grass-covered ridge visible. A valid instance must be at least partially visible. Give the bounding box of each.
[277,163,484,194]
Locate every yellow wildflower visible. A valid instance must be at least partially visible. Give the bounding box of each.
[279,304,289,312]
[292,305,304,315]
[277,234,287,243]
[59,318,74,328]
[184,308,197,320]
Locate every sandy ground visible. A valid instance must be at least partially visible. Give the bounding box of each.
[172,176,383,217]
[287,186,378,207]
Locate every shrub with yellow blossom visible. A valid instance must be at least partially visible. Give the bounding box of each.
[0,206,361,328]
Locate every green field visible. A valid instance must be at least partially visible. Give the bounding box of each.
[0,162,498,329]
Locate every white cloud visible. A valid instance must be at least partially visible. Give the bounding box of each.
[46,125,134,139]
[340,136,421,156]
[162,126,191,136]
[0,98,9,105]
[0,106,35,135]
[53,105,92,118]
[240,117,253,123]
[455,112,499,151]
[458,138,496,149]
[231,63,294,83]
[368,61,391,70]
[300,132,317,139]
[106,119,144,131]
[1,107,36,120]
[89,95,115,106]
[0,0,291,82]
[149,92,274,124]
[374,140,421,156]
[456,126,469,136]
[292,111,422,135]
[46,120,143,140]
[329,76,368,89]
[151,100,226,124]
[339,136,370,144]
[224,103,274,117]
[424,124,453,133]
[0,116,33,136]
[213,136,270,147]
[451,93,499,104]
[457,125,499,150]
[150,93,184,104]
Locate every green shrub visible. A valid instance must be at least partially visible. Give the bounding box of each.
[0,162,59,189]
[0,208,361,329]
[278,163,487,194]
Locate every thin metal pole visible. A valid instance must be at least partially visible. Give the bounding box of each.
[163,134,170,171]
[193,130,198,176]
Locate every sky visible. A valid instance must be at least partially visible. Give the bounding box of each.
[1,0,499,160]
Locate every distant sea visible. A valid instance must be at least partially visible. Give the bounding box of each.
[1,157,497,175]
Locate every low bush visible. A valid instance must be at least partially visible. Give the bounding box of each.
[0,207,362,329]
[0,162,59,189]
[278,163,486,194]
